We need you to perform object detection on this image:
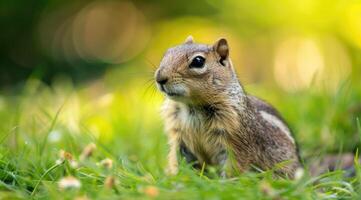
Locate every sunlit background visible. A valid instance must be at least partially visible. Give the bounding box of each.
[1,0,361,165]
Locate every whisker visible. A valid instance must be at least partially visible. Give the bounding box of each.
[120,70,155,77]
[142,79,157,99]
[150,84,158,100]
[143,77,155,86]
[145,57,158,72]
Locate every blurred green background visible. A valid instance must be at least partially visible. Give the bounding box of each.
[1,0,361,169]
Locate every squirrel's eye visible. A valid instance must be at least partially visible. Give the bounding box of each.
[189,56,205,68]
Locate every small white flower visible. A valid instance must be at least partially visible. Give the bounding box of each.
[55,159,63,165]
[58,176,81,190]
[99,158,113,169]
[294,167,305,180]
[56,150,78,168]
[104,176,116,188]
[80,143,96,161]
[49,130,62,142]
[59,150,73,161]
[70,160,79,168]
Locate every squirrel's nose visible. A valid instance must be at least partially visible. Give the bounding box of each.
[155,70,168,85]
[156,76,168,85]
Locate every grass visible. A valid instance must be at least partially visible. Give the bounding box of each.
[0,75,360,199]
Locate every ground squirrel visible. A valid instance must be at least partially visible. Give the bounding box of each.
[155,36,302,178]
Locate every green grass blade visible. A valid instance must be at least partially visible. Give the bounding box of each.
[30,161,63,197]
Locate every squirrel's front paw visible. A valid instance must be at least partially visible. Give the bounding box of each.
[165,166,178,175]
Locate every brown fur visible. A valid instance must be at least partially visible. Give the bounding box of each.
[155,37,301,178]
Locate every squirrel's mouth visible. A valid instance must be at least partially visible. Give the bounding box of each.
[166,92,180,97]
[158,84,186,98]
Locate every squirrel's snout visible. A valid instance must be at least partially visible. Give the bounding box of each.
[156,77,168,85]
[155,70,168,85]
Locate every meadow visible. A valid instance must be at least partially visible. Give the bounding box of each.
[0,73,360,199]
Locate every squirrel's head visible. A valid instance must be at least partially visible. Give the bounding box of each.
[155,36,237,104]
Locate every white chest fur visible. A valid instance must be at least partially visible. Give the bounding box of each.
[177,106,227,165]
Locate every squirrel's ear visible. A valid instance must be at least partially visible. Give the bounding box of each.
[213,38,229,63]
[184,35,194,44]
